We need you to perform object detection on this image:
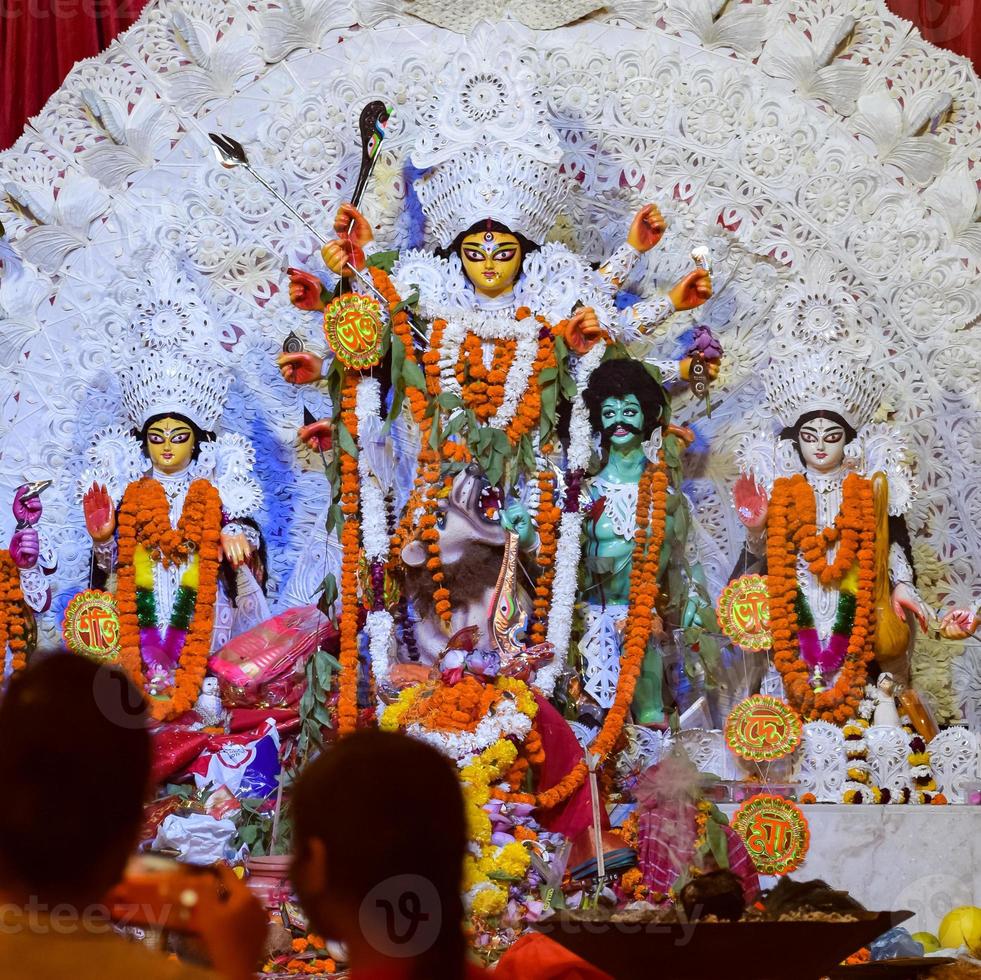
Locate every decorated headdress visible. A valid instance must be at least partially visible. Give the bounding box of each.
[78,251,261,518]
[763,348,885,433]
[738,319,914,515]
[410,30,570,247]
[113,255,231,430]
[119,351,230,432]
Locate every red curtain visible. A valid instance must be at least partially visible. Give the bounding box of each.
[1,0,149,150]
[887,0,981,69]
[0,1,979,150]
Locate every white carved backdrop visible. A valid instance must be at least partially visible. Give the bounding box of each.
[0,0,979,719]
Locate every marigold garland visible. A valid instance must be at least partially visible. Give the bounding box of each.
[529,449,558,646]
[116,477,222,721]
[768,473,876,723]
[454,332,517,422]
[0,552,28,675]
[369,268,455,625]
[337,372,362,735]
[530,457,669,810]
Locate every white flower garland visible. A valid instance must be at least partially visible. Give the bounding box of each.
[365,609,395,693]
[356,377,389,563]
[538,342,607,697]
[436,310,541,431]
[356,377,395,688]
[402,697,533,762]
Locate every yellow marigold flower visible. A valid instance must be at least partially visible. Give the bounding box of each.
[471,885,507,919]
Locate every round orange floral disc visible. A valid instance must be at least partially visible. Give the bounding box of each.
[717,574,772,650]
[725,695,802,762]
[63,589,121,662]
[731,793,809,876]
[323,293,384,369]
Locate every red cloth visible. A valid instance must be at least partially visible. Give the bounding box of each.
[1,0,149,150]
[531,694,596,839]
[886,1,981,69]
[495,933,613,980]
[150,727,208,785]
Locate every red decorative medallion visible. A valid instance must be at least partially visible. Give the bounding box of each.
[63,589,121,662]
[717,574,772,650]
[725,694,802,762]
[731,793,809,876]
[323,293,384,369]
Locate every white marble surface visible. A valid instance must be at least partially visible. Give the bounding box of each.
[720,804,981,934]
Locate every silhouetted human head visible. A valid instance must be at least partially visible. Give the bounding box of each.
[583,358,668,446]
[0,653,150,906]
[291,730,468,979]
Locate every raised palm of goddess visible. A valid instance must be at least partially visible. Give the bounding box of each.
[82,417,253,567]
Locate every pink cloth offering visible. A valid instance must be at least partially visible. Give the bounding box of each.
[209,604,336,707]
[637,801,759,904]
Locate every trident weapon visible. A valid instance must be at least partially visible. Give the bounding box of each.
[207,128,388,305]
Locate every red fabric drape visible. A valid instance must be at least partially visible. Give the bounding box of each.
[887,0,981,69]
[1,0,148,150]
[1,1,979,151]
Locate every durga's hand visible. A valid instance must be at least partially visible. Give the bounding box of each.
[277,351,324,385]
[679,356,721,381]
[667,268,712,311]
[628,203,667,252]
[83,483,115,542]
[939,608,980,640]
[564,306,604,355]
[12,485,43,526]
[298,419,333,453]
[501,502,535,551]
[891,583,930,632]
[734,474,768,530]
[9,528,39,569]
[286,267,326,311]
[334,203,374,247]
[321,238,363,276]
[666,424,696,447]
[220,529,254,569]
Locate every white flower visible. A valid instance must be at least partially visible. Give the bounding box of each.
[356,378,389,563]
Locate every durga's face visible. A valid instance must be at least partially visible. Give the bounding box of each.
[460,231,522,299]
[146,416,196,475]
[798,417,846,473]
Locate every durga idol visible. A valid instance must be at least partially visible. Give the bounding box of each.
[79,327,267,722]
[733,349,930,723]
[280,54,717,496]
